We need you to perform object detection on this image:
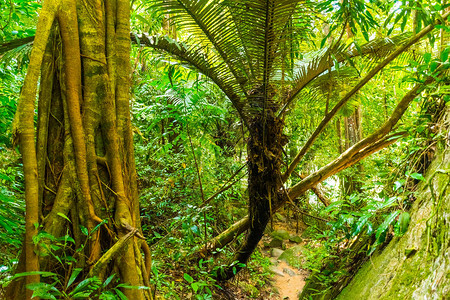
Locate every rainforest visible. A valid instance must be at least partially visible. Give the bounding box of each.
[0,0,449,299]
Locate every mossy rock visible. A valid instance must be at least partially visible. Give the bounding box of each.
[289,235,303,244]
[271,248,284,258]
[268,238,284,248]
[270,229,290,240]
[278,245,306,268]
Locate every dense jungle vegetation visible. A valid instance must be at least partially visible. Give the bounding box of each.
[0,0,449,299]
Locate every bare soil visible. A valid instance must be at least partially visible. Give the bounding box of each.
[261,217,310,299]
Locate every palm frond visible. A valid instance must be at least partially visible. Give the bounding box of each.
[151,0,315,116]
[133,33,249,122]
[0,36,34,56]
[309,67,360,94]
[347,33,413,60]
[225,0,311,108]
[0,37,34,67]
[152,0,249,90]
[291,66,360,112]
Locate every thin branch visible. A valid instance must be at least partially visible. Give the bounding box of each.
[186,123,205,203]
[278,174,329,223]
[200,164,246,208]
[89,228,138,277]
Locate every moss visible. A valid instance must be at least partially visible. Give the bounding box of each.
[336,122,450,299]
[239,281,259,298]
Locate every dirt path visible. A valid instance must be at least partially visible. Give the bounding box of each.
[261,220,310,299]
[270,260,308,299]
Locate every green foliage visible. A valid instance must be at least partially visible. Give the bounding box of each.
[182,260,218,299]
[0,0,39,41]
[4,228,150,300]
[320,175,417,255]
[0,65,25,148]
[0,182,24,249]
[317,0,381,45]
[0,0,448,297]
[9,270,135,300]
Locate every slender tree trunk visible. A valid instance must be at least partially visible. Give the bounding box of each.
[342,107,363,196]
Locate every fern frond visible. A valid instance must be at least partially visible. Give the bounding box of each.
[0,37,34,67]
[152,0,249,91]
[151,0,314,114]
[0,36,34,56]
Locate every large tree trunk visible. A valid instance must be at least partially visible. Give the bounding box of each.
[7,0,151,299]
[217,112,286,281]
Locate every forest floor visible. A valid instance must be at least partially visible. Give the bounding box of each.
[220,215,310,300]
[267,258,308,299]
[259,216,310,299]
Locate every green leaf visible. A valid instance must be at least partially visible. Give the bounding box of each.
[103,274,116,288]
[423,52,432,64]
[80,225,88,236]
[57,212,72,223]
[394,180,404,191]
[410,173,425,181]
[441,48,449,62]
[183,273,193,283]
[116,283,150,290]
[398,212,411,235]
[90,219,108,235]
[191,282,199,293]
[69,277,100,295]
[375,211,400,243]
[71,292,94,299]
[26,282,61,300]
[99,291,117,300]
[430,61,439,72]
[66,268,82,288]
[0,173,12,181]
[352,214,370,236]
[10,271,58,281]
[114,288,128,300]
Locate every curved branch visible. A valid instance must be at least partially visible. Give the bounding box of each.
[287,77,436,199]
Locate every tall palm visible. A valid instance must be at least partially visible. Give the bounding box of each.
[136,0,449,280]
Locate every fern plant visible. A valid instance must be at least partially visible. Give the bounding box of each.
[134,0,450,280]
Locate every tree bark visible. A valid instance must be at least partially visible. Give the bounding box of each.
[7,0,152,298]
[216,112,286,281]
